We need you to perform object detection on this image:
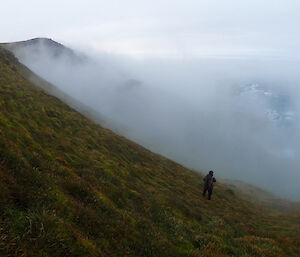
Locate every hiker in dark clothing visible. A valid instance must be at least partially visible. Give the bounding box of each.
[203,170,216,200]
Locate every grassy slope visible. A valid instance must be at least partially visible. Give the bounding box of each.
[223,179,300,212]
[0,46,299,257]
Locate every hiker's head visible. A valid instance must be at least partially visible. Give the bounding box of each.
[209,170,214,175]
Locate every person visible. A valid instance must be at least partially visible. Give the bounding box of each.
[202,170,216,200]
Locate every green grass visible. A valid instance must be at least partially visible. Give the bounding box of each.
[0,46,299,256]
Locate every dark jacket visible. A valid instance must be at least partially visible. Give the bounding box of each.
[203,174,216,189]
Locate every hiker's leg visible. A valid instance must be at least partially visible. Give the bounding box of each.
[208,188,213,200]
[202,186,207,196]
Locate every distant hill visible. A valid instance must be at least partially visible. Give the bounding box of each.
[0,44,299,256]
[2,37,85,64]
[1,38,125,133]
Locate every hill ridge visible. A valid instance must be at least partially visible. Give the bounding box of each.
[2,37,62,47]
[1,38,85,65]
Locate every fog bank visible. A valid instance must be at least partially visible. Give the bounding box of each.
[12,41,300,200]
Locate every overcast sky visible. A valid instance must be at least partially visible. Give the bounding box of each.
[1,0,300,58]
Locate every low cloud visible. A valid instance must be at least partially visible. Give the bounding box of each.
[12,40,300,200]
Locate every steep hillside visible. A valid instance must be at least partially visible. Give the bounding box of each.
[1,39,124,134]
[223,179,300,212]
[0,46,299,257]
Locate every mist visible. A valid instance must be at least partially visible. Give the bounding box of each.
[12,40,300,200]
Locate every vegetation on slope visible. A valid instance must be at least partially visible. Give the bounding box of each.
[223,179,300,212]
[0,46,299,257]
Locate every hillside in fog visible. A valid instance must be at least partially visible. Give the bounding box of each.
[4,38,300,200]
[0,43,300,256]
